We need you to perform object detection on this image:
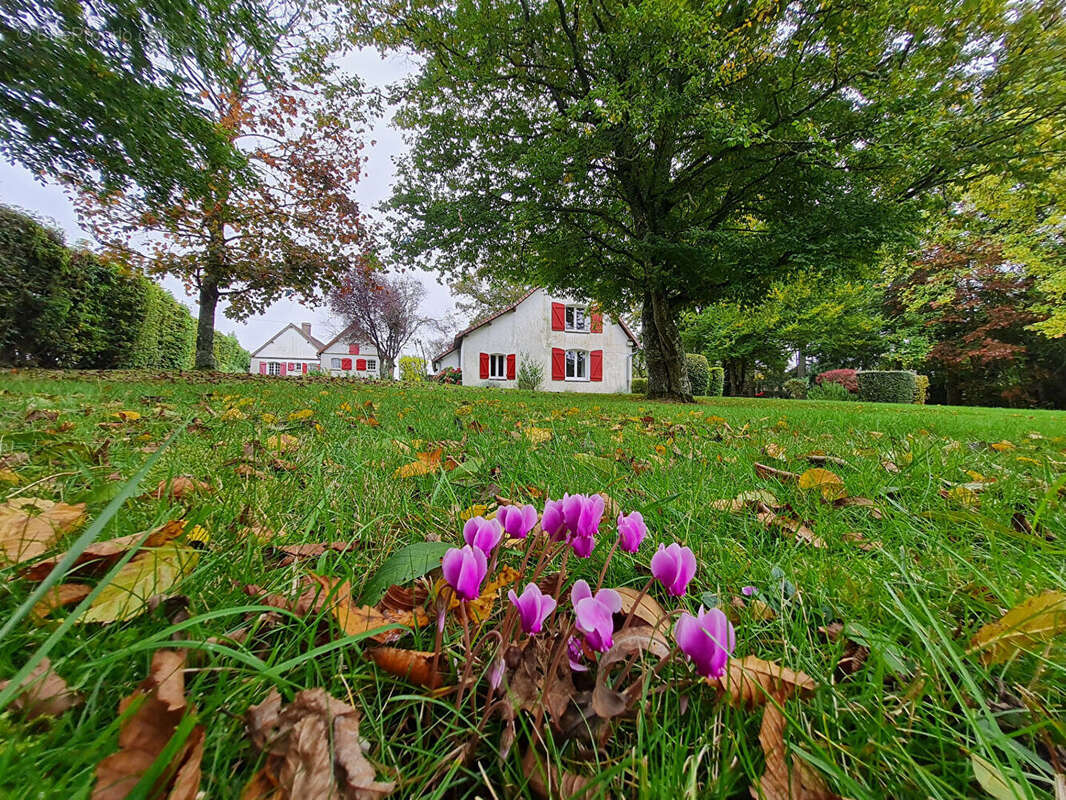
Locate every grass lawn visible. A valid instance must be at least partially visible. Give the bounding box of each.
[1,370,1064,799]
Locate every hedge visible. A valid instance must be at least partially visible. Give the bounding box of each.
[708,366,725,397]
[783,378,808,399]
[0,204,249,371]
[685,353,710,395]
[913,374,930,405]
[632,377,648,394]
[857,370,918,404]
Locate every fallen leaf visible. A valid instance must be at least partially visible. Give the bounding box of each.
[754,463,800,483]
[79,544,200,624]
[592,626,671,718]
[805,452,848,467]
[756,503,825,548]
[0,658,82,718]
[268,542,361,566]
[614,586,668,628]
[971,753,1028,800]
[444,565,520,623]
[308,574,399,641]
[525,427,552,445]
[763,443,787,461]
[970,591,1066,665]
[714,655,816,710]
[92,650,203,800]
[393,448,444,478]
[114,410,142,422]
[287,409,314,421]
[818,623,870,680]
[144,477,212,501]
[832,496,884,519]
[21,519,189,582]
[243,688,395,799]
[797,468,847,501]
[521,746,591,800]
[0,497,87,565]
[367,647,441,689]
[265,434,300,453]
[711,490,781,513]
[752,695,845,800]
[990,441,1016,452]
[842,531,882,551]
[30,582,92,620]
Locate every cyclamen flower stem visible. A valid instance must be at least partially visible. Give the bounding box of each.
[428,591,449,693]
[620,576,655,632]
[595,537,621,591]
[456,600,473,710]
[617,609,682,687]
[553,549,570,596]
[537,620,575,729]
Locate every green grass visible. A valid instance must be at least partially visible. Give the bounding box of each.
[1,370,1064,799]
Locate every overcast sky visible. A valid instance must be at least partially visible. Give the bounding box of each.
[0,47,455,358]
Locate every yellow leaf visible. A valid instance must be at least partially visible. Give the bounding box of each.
[970,591,1066,665]
[393,449,443,478]
[220,407,245,422]
[442,565,520,623]
[287,409,314,421]
[990,441,1015,452]
[947,485,980,508]
[260,413,277,424]
[114,410,141,422]
[265,434,299,452]
[972,754,1028,800]
[525,427,552,445]
[78,544,199,623]
[0,469,20,484]
[797,468,846,501]
[763,443,786,461]
[460,504,489,522]
[0,497,87,565]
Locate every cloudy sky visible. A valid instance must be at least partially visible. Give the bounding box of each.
[0,47,455,358]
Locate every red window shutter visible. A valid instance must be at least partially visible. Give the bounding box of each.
[280,363,288,376]
[551,302,565,331]
[356,358,367,370]
[479,352,490,379]
[341,358,352,370]
[590,350,603,381]
[551,348,565,380]
[590,312,603,333]
[302,363,308,373]
[349,344,360,355]
[259,362,267,375]
[288,362,295,370]
[506,353,516,380]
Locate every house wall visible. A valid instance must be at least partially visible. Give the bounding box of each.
[433,350,461,372]
[319,339,381,378]
[250,326,321,376]
[458,289,634,393]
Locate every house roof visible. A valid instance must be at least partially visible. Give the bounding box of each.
[316,322,369,355]
[431,288,641,364]
[249,323,325,358]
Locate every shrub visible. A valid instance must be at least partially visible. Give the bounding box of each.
[815,368,858,393]
[708,366,725,397]
[857,370,918,403]
[399,355,427,382]
[783,378,808,399]
[631,377,648,394]
[434,366,462,384]
[685,353,710,395]
[808,381,855,402]
[516,355,544,390]
[913,374,930,405]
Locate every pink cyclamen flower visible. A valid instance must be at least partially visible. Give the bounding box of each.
[463,516,503,555]
[571,579,623,652]
[541,498,567,541]
[570,532,595,559]
[507,583,557,634]
[441,545,487,601]
[616,511,647,553]
[567,636,589,672]
[497,504,538,538]
[674,607,736,679]
[650,542,697,596]
[575,493,605,538]
[741,585,756,597]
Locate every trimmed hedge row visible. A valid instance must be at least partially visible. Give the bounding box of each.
[708,366,725,397]
[784,378,808,399]
[686,353,710,395]
[914,374,930,405]
[632,377,648,394]
[1,205,248,371]
[857,370,917,404]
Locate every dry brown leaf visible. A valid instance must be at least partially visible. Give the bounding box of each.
[0,657,82,718]
[752,696,846,800]
[268,542,361,566]
[842,531,882,551]
[367,647,441,689]
[714,656,816,710]
[970,591,1066,665]
[805,452,848,467]
[243,688,395,800]
[79,544,199,624]
[30,582,92,620]
[756,504,825,548]
[307,574,397,640]
[763,443,787,461]
[754,463,800,482]
[797,468,847,501]
[0,497,87,565]
[818,623,870,680]
[711,490,782,513]
[592,627,671,719]
[265,434,300,453]
[144,476,212,501]
[92,650,203,800]
[21,519,188,582]
[521,746,594,800]
[614,586,668,628]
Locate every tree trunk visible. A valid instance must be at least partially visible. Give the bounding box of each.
[380,355,396,380]
[194,276,219,370]
[642,289,692,401]
[724,358,747,396]
[796,347,807,378]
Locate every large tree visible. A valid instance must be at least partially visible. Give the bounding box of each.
[75,6,370,369]
[361,0,1066,399]
[328,267,429,379]
[1,0,279,199]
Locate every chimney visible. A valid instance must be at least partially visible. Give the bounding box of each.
[301,322,312,337]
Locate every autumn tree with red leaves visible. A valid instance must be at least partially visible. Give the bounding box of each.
[74,9,370,369]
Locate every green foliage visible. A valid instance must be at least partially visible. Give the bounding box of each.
[631,377,648,395]
[914,374,930,405]
[516,355,544,391]
[434,366,462,385]
[0,205,249,371]
[784,378,809,400]
[399,356,427,382]
[685,353,710,396]
[708,367,724,398]
[857,370,918,404]
[808,381,856,402]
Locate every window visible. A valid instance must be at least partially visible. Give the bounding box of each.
[268,362,280,376]
[565,349,587,380]
[565,305,589,332]
[330,357,341,369]
[489,353,506,379]
[366,359,377,371]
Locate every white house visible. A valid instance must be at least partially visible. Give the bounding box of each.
[249,323,324,376]
[317,324,381,378]
[431,288,639,393]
